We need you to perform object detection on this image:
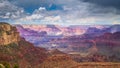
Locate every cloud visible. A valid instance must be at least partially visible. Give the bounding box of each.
[82,0,120,10]
[0,0,120,25]
[16,0,120,25]
[0,0,26,20]
[10,0,64,13]
[19,14,43,21]
[44,16,61,22]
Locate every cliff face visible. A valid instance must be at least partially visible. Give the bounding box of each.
[0,22,48,68]
[0,23,20,45]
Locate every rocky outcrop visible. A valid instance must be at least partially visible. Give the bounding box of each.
[0,22,48,68]
[40,55,78,68]
[0,22,20,45]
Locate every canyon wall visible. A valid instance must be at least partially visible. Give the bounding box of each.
[0,23,20,45]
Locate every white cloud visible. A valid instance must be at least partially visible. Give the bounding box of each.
[38,7,46,11]
[0,0,26,19]
[44,16,61,22]
[19,14,43,21]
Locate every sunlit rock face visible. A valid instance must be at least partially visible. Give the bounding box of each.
[0,22,20,45]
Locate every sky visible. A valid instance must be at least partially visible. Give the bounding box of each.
[0,0,120,25]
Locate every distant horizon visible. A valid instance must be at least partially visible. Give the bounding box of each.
[1,21,120,27]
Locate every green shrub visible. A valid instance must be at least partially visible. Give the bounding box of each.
[13,64,19,68]
[2,62,10,68]
[0,64,5,68]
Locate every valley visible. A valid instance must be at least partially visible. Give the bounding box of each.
[0,22,120,68]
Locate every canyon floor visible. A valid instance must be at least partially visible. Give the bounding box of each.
[73,62,120,68]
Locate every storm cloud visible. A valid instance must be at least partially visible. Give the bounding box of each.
[82,0,120,10]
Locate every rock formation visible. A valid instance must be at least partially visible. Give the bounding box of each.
[0,22,48,68]
[0,22,20,45]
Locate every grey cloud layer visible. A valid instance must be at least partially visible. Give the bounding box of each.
[82,0,120,10]
[17,0,120,25]
[0,0,120,25]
